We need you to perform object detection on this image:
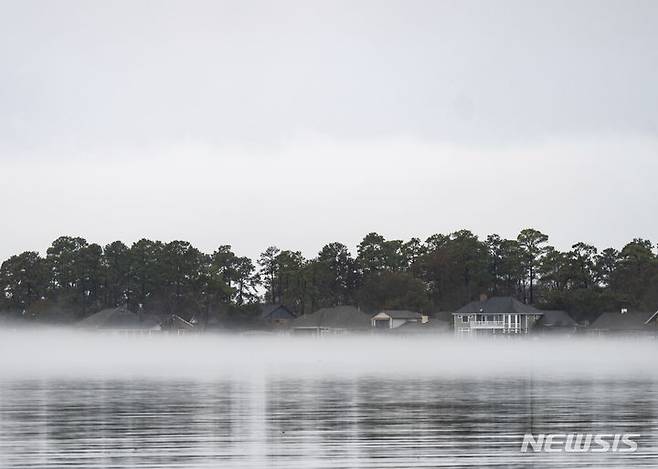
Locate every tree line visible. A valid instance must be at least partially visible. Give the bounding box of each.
[1,229,657,324]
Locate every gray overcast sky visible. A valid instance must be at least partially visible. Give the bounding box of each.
[1,0,657,260]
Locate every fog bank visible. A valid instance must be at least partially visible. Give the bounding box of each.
[0,330,655,381]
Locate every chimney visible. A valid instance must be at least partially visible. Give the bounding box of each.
[479,293,488,302]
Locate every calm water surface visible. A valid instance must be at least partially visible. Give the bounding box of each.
[1,376,657,468]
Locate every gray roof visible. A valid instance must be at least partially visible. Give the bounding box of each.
[259,304,295,320]
[433,311,454,322]
[390,319,451,334]
[590,311,655,331]
[77,306,149,330]
[455,297,543,316]
[292,305,370,330]
[535,310,578,327]
[141,314,162,329]
[160,314,195,330]
[377,310,422,320]
[646,310,658,325]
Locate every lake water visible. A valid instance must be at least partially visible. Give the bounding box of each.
[1,333,657,468]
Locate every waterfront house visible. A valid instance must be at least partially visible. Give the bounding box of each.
[370,310,427,329]
[291,305,370,336]
[533,310,579,335]
[386,318,451,335]
[77,305,159,334]
[259,304,296,327]
[588,310,657,337]
[159,314,195,335]
[453,296,543,336]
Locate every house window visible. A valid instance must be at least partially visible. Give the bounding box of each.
[461,316,469,323]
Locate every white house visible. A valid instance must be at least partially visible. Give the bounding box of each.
[371,310,428,329]
[291,305,371,336]
[453,297,543,336]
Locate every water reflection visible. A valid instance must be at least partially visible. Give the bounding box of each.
[1,376,657,468]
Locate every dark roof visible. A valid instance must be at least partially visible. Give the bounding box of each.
[259,304,295,320]
[646,310,658,325]
[391,319,451,334]
[590,311,655,331]
[535,310,578,328]
[377,310,422,320]
[141,314,162,329]
[292,305,370,330]
[455,297,543,316]
[77,306,149,330]
[160,314,195,330]
[433,311,454,322]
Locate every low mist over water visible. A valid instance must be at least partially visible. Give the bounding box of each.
[1,331,657,380]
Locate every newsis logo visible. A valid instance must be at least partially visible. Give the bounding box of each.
[521,434,640,453]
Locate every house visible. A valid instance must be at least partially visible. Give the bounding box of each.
[291,305,370,336]
[386,318,452,335]
[588,310,657,337]
[259,304,296,326]
[453,296,543,336]
[533,310,579,335]
[370,310,428,329]
[648,310,658,329]
[159,314,196,335]
[77,305,159,334]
